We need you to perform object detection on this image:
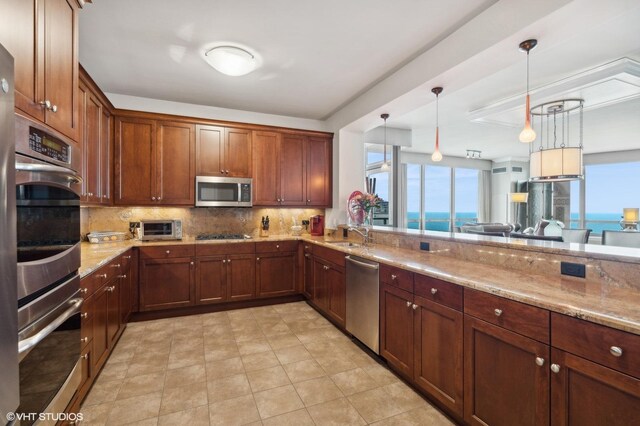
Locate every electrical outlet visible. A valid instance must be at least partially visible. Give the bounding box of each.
[420,242,430,251]
[343,228,348,238]
[561,261,585,278]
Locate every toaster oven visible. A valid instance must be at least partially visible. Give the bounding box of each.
[140,220,182,241]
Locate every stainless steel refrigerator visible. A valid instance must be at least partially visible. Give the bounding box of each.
[0,42,19,423]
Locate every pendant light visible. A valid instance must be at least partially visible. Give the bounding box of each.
[431,87,443,162]
[518,39,537,143]
[380,113,390,171]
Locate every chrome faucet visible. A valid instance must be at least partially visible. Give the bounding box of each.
[348,226,371,246]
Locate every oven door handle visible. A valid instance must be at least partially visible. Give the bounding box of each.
[18,297,84,355]
[16,162,83,184]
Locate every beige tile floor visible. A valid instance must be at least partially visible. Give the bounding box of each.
[80,301,455,425]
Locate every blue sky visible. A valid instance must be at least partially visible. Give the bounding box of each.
[571,162,640,214]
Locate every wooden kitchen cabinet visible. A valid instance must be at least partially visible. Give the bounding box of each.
[279,134,306,205]
[0,0,79,140]
[79,69,112,205]
[464,315,550,426]
[302,244,314,300]
[115,117,195,205]
[252,131,280,206]
[139,256,195,311]
[380,283,415,378]
[196,125,252,177]
[196,243,256,303]
[305,136,332,206]
[311,246,346,327]
[119,251,135,323]
[256,251,297,298]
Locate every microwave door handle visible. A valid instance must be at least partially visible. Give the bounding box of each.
[16,162,83,184]
[18,297,84,355]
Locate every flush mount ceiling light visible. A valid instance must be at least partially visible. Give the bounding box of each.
[203,45,259,76]
[380,113,390,171]
[519,39,538,143]
[431,87,443,162]
[529,98,584,182]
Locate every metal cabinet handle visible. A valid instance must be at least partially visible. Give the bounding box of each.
[222,259,226,264]
[190,262,194,266]
[97,274,107,279]
[276,244,280,249]
[610,346,623,357]
[256,257,260,261]
[305,253,310,258]
[81,337,89,343]
[123,256,131,259]
[81,354,89,360]
[281,198,285,202]
[117,274,127,279]
[220,169,224,174]
[412,304,418,310]
[550,364,560,373]
[225,170,229,174]
[324,265,329,270]
[227,259,231,263]
[431,288,438,295]
[494,308,503,317]
[535,357,545,366]
[305,246,310,249]
[166,250,171,254]
[81,313,88,319]
[158,197,161,201]
[107,286,115,292]
[277,198,281,202]
[111,264,121,268]
[152,196,156,201]
[40,99,52,109]
[80,288,88,294]
[391,274,397,280]
[406,301,411,308]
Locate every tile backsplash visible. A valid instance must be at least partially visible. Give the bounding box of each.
[81,207,324,238]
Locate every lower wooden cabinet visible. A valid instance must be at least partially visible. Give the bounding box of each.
[303,251,314,300]
[380,283,414,378]
[464,315,550,426]
[311,255,345,327]
[139,257,195,311]
[256,251,297,297]
[196,253,256,303]
[91,281,110,370]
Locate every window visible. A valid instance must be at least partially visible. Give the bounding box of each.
[583,162,640,234]
[404,164,480,231]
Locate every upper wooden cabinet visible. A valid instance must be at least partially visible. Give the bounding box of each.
[252,131,332,207]
[0,0,80,141]
[78,70,112,205]
[114,116,195,205]
[196,125,252,177]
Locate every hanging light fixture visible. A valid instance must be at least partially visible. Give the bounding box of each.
[380,113,390,171]
[518,39,538,143]
[431,87,443,162]
[529,98,584,181]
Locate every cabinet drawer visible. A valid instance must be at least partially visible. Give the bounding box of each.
[313,245,345,267]
[81,315,93,350]
[551,313,640,379]
[380,264,414,293]
[414,274,462,311]
[196,242,255,256]
[139,244,195,259]
[464,289,549,343]
[80,267,111,298]
[255,241,298,254]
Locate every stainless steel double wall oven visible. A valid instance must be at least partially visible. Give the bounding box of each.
[14,115,83,424]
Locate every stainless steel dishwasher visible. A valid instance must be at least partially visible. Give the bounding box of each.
[345,255,380,354]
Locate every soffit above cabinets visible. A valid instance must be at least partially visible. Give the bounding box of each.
[468,58,640,128]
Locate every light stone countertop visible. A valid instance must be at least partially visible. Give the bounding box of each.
[80,235,640,336]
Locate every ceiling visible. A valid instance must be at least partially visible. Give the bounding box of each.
[78,0,495,120]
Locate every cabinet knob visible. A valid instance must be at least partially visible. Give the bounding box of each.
[81,312,88,319]
[406,301,411,308]
[40,100,56,111]
[107,286,115,292]
[281,198,285,202]
[391,274,397,280]
[305,253,310,258]
[227,259,231,263]
[190,261,194,265]
[166,250,171,254]
[97,274,107,279]
[111,264,121,268]
[117,274,127,279]
[535,357,545,366]
[103,195,107,198]
[550,364,560,373]
[157,197,162,201]
[430,288,438,295]
[152,196,156,200]
[81,354,89,360]
[81,337,88,343]
[412,304,418,310]
[307,199,311,203]
[277,198,281,202]
[256,257,260,261]
[324,265,329,270]
[610,346,623,357]
[225,170,229,174]
[80,288,88,294]
[276,244,280,249]
[220,169,224,174]
[222,259,226,264]
[50,104,57,113]
[494,308,503,317]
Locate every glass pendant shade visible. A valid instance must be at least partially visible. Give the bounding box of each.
[519,95,536,143]
[431,127,442,162]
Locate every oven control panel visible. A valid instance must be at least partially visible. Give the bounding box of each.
[29,127,70,163]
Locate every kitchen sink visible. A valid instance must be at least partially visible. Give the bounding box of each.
[327,241,361,248]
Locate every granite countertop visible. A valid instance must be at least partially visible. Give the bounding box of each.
[80,235,640,336]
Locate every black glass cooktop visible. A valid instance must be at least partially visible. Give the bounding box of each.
[196,233,251,240]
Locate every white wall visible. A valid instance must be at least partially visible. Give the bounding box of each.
[106,93,329,132]
[324,130,365,229]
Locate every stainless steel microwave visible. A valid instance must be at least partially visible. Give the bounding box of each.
[195,176,252,207]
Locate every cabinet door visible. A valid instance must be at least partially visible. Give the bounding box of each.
[306,136,331,207]
[196,256,226,304]
[91,285,109,371]
[252,131,280,205]
[100,108,111,204]
[84,90,102,203]
[380,284,414,378]
[225,128,252,177]
[227,254,256,301]
[77,81,88,200]
[114,117,156,205]
[280,134,306,206]
[106,279,120,347]
[313,259,328,311]
[303,253,314,300]
[256,252,296,297]
[0,0,44,120]
[326,265,346,327]
[550,348,640,426]
[119,253,133,323]
[195,125,224,176]
[43,0,79,140]
[413,296,463,417]
[139,257,195,311]
[156,121,195,205]
[464,316,550,426]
